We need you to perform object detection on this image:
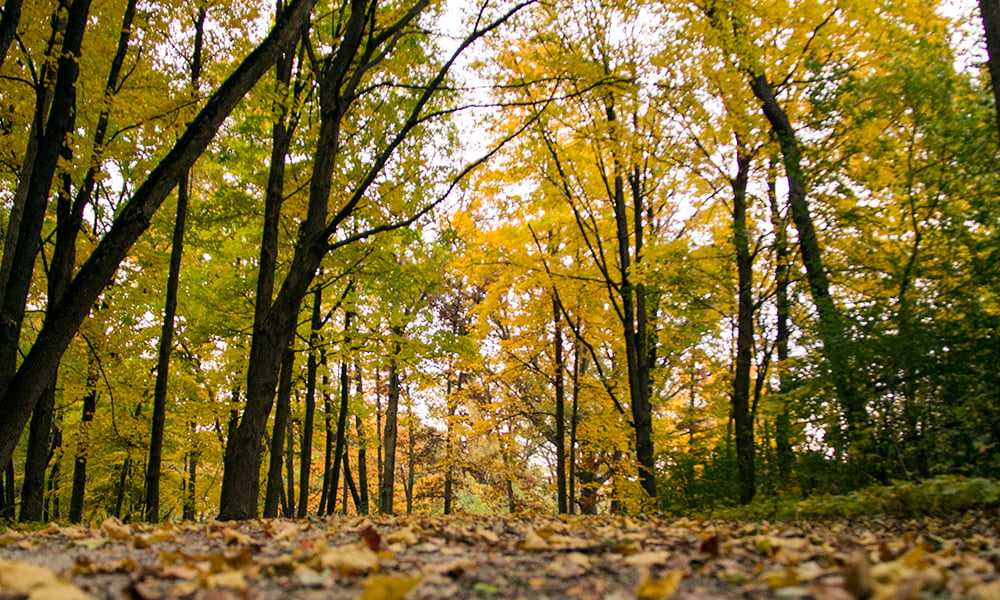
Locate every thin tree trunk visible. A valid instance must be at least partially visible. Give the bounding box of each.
[343,444,361,513]
[68,365,98,524]
[405,405,415,514]
[183,421,198,520]
[443,376,455,514]
[328,310,355,515]
[354,360,369,514]
[569,334,582,514]
[285,413,296,518]
[146,7,205,523]
[731,141,755,505]
[380,329,403,514]
[319,381,334,515]
[552,294,567,514]
[298,287,322,517]
[111,455,130,520]
[264,347,295,518]
[376,369,383,511]
[767,158,793,487]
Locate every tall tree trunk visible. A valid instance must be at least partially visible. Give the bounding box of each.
[552,295,567,513]
[980,0,1000,136]
[0,0,89,488]
[380,329,403,514]
[264,347,295,518]
[68,365,98,524]
[749,75,866,449]
[298,287,322,517]
[111,455,130,520]
[569,334,583,514]
[343,444,362,513]
[605,99,656,503]
[767,159,793,487]
[146,6,205,523]
[0,0,317,474]
[354,361,369,514]
[218,0,371,520]
[731,142,755,505]
[325,309,355,515]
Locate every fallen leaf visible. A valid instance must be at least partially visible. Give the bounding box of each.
[317,543,379,576]
[100,517,132,542]
[360,574,421,600]
[636,567,684,599]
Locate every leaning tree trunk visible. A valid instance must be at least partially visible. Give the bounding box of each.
[0,0,23,68]
[749,74,866,446]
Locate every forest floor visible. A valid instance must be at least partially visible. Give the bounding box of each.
[1,511,999,600]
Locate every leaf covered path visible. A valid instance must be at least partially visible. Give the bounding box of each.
[1,512,999,600]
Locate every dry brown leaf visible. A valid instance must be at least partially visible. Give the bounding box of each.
[100,517,132,542]
[317,543,379,576]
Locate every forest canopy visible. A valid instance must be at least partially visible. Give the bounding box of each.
[0,0,997,523]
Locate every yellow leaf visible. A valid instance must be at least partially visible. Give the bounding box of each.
[360,575,421,600]
[636,567,684,599]
[100,518,132,542]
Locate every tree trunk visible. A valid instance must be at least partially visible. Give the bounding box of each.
[354,361,369,515]
[380,330,403,514]
[111,456,130,520]
[183,421,198,521]
[0,0,87,405]
[767,158,794,487]
[146,7,204,523]
[319,380,334,515]
[0,0,317,474]
[264,347,295,518]
[552,295,567,513]
[980,0,1000,136]
[605,99,656,503]
[0,0,23,68]
[298,287,321,517]
[569,333,583,514]
[443,376,455,514]
[327,310,355,515]
[285,413,296,518]
[405,406,415,514]
[68,366,98,524]
[749,74,866,447]
[731,142,756,505]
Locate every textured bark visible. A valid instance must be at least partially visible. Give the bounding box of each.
[0,0,317,473]
[553,295,567,514]
[298,287,321,517]
[68,366,98,524]
[0,0,90,433]
[731,144,755,505]
[264,348,295,518]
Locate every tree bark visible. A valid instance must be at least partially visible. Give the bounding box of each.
[298,287,322,517]
[767,159,794,486]
[319,380,334,515]
[264,347,295,518]
[0,0,90,443]
[285,411,296,518]
[979,0,1000,136]
[749,74,866,444]
[0,0,23,68]
[68,365,98,524]
[354,361,369,514]
[327,310,355,515]
[552,294,567,513]
[146,6,205,523]
[183,421,198,521]
[0,0,317,473]
[731,142,755,505]
[380,329,403,514]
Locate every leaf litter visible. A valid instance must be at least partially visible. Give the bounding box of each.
[0,511,997,599]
